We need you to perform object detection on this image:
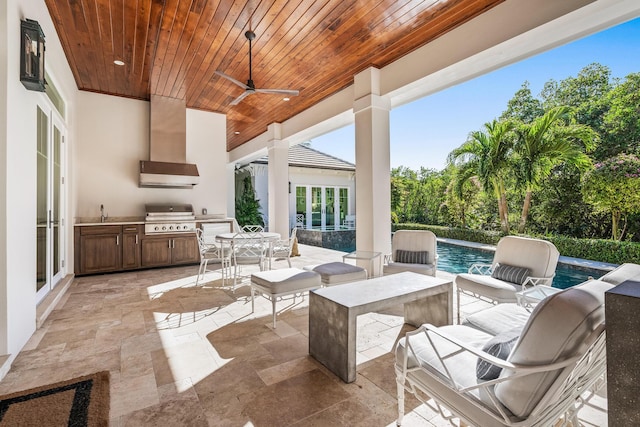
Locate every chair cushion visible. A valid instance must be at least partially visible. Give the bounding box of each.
[598,263,640,285]
[491,263,530,285]
[311,262,367,285]
[251,268,321,294]
[465,303,530,336]
[494,279,610,418]
[476,328,520,380]
[395,249,429,264]
[455,273,522,303]
[493,236,559,279]
[395,325,492,389]
[384,262,435,276]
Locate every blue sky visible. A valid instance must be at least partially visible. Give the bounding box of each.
[307,17,640,171]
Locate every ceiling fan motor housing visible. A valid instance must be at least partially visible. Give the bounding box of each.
[214,30,299,105]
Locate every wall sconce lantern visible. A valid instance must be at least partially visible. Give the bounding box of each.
[20,18,46,92]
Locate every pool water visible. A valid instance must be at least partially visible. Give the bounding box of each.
[437,241,607,289]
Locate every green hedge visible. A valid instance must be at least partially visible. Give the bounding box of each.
[393,223,640,265]
[544,235,640,265]
[392,223,502,245]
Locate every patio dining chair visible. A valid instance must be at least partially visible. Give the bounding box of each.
[269,227,297,269]
[231,232,268,290]
[195,228,231,286]
[242,224,265,233]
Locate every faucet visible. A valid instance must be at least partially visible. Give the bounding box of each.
[100,204,107,223]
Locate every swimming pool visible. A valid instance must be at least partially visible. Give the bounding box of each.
[437,241,608,289]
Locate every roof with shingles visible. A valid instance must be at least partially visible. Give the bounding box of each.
[253,144,355,171]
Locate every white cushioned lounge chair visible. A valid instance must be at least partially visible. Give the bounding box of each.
[384,230,438,277]
[395,278,611,427]
[455,236,559,322]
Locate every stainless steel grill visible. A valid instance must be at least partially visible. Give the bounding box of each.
[144,203,196,234]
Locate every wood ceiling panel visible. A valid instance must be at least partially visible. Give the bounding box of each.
[44,0,504,151]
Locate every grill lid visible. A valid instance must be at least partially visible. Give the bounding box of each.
[145,203,195,222]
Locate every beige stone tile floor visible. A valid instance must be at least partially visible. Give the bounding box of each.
[0,244,607,426]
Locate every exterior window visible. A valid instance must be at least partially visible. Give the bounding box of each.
[339,188,348,226]
[296,186,306,227]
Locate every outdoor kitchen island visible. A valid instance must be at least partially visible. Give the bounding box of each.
[309,271,453,383]
[74,204,233,275]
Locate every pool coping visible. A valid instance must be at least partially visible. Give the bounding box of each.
[437,237,618,273]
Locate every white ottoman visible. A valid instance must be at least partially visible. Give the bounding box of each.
[251,268,321,328]
[304,262,368,286]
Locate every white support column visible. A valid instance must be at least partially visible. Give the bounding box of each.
[226,162,236,219]
[353,68,391,277]
[266,124,290,238]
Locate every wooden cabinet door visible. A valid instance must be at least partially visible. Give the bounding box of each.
[122,226,141,270]
[171,235,200,265]
[141,237,172,267]
[80,233,121,274]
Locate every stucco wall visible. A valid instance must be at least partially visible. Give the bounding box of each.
[0,0,77,361]
[75,92,227,219]
[247,163,355,230]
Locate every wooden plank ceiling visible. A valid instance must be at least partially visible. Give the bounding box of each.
[45,0,504,151]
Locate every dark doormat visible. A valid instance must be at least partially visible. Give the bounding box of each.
[0,371,109,426]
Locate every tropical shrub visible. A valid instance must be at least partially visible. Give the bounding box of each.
[235,175,264,227]
[582,153,640,240]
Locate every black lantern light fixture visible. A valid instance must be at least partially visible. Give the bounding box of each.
[20,18,46,91]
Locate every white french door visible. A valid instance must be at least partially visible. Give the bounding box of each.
[36,104,66,302]
[296,185,349,230]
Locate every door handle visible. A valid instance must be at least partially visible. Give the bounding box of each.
[135,235,138,245]
[116,235,119,245]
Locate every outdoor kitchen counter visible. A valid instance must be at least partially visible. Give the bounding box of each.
[75,216,233,226]
[75,216,144,226]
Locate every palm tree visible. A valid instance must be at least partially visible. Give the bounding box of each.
[514,106,598,232]
[448,119,516,233]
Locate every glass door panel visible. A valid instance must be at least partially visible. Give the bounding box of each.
[325,188,335,229]
[36,105,65,301]
[295,186,306,228]
[339,188,348,228]
[36,107,48,292]
[311,187,322,228]
[52,121,63,282]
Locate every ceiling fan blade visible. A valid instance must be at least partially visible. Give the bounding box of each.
[230,90,253,106]
[255,88,300,96]
[215,71,250,90]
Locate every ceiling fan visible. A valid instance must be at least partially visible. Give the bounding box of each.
[215,30,300,106]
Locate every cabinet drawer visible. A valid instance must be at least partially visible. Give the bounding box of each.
[123,225,142,234]
[79,225,121,235]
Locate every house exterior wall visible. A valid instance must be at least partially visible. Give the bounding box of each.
[75,92,227,219]
[0,0,77,364]
[0,0,229,371]
[244,164,355,231]
[288,167,355,229]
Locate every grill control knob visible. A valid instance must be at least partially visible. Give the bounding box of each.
[162,226,167,231]
[169,225,174,230]
[154,226,159,231]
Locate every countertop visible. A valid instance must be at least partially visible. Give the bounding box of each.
[75,216,234,226]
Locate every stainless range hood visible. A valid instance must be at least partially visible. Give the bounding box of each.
[139,95,200,188]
